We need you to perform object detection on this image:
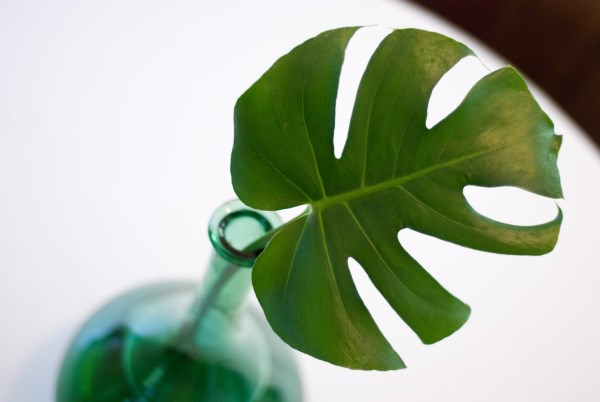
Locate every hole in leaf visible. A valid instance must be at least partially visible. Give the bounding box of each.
[426,56,488,129]
[397,228,483,301]
[347,257,414,351]
[334,27,391,158]
[463,185,559,226]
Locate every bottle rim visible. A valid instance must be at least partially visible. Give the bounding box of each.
[208,199,282,267]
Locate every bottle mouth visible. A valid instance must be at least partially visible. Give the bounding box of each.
[208,200,282,267]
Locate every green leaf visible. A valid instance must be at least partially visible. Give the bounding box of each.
[231,27,563,370]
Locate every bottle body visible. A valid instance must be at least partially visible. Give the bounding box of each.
[56,201,302,402]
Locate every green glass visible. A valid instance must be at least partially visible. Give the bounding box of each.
[56,200,303,402]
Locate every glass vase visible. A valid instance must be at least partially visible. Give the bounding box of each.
[56,200,303,402]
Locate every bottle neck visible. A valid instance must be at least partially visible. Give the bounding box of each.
[180,200,282,341]
[194,251,252,322]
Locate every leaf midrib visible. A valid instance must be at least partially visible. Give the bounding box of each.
[313,145,500,210]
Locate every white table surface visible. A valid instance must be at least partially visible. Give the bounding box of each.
[1,0,600,401]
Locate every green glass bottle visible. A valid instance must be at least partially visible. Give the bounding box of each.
[56,200,303,402]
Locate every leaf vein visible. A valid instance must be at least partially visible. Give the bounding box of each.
[397,184,545,252]
[301,79,327,197]
[433,125,459,165]
[360,61,394,187]
[244,131,314,202]
[283,216,310,301]
[343,203,451,311]
[316,211,368,350]
[391,109,419,178]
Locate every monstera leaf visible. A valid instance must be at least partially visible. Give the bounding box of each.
[231,27,562,370]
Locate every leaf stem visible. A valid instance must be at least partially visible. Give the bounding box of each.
[244,208,312,256]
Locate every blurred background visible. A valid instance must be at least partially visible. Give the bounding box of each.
[409,0,600,145]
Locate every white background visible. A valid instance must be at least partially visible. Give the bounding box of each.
[1,0,600,401]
